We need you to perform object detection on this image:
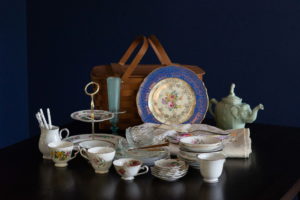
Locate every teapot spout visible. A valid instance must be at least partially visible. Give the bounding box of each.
[245,104,264,123]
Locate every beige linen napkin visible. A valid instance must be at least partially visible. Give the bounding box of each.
[221,128,252,158]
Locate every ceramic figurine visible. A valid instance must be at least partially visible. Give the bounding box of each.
[209,83,264,130]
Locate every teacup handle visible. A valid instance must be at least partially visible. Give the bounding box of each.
[136,165,149,176]
[59,128,70,139]
[69,150,79,161]
[80,148,89,160]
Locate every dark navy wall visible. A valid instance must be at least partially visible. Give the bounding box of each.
[0,0,28,148]
[27,0,300,137]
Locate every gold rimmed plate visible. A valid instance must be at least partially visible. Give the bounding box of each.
[137,66,208,124]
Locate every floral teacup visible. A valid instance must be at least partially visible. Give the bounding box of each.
[80,146,116,174]
[48,141,78,167]
[113,158,149,181]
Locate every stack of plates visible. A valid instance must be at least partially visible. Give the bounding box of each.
[177,135,223,169]
[151,159,188,182]
[177,152,200,169]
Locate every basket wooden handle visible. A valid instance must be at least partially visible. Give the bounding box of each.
[119,35,173,82]
[148,35,172,65]
[120,36,149,82]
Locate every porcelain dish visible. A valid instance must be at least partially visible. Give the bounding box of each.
[151,159,188,181]
[179,136,222,152]
[113,158,149,180]
[177,154,200,169]
[137,66,208,125]
[70,110,114,123]
[79,140,114,149]
[62,134,124,150]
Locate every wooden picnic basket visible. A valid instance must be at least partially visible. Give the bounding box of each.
[91,35,205,130]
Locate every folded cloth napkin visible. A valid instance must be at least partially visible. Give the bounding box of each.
[126,123,251,158]
[221,128,252,158]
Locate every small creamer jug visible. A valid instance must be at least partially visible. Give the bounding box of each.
[38,126,70,159]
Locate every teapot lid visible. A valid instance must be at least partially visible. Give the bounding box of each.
[221,83,242,104]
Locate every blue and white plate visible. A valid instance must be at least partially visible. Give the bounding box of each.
[137,66,208,124]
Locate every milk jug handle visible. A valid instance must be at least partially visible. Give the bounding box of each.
[59,128,70,139]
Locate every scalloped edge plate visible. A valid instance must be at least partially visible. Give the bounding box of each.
[137,66,208,124]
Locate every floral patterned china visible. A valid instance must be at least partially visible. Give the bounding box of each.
[151,159,188,181]
[62,134,124,150]
[113,158,149,180]
[70,110,114,123]
[154,159,185,169]
[179,136,222,152]
[166,132,194,144]
[80,146,116,174]
[137,66,208,125]
[177,154,200,169]
[48,141,79,167]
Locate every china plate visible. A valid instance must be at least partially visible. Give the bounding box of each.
[179,144,223,153]
[62,133,124,149]
[70,110,114,123]
[137,66,208,125]
[177,155,200,169]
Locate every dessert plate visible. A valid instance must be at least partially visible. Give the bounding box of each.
[179,144,224,153]
[70,110,114,123]
[137,66,208,125]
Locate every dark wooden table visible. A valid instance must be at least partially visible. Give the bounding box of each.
[1,122,300,200]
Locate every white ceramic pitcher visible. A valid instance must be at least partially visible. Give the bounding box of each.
[38,126,70,159]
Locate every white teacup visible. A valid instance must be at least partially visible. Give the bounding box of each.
[79,140,114,149]
[113,158,149,181]
[80,146,116,174]
[48,141,78,167]
[197,152,226,183]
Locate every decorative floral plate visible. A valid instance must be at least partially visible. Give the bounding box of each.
[137,66,208,124]
[70,110,114,123]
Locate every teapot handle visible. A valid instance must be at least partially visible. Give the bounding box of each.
[208,99,218,118]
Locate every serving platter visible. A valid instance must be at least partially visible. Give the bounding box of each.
[137,66,208,125]
[62,133,124,149]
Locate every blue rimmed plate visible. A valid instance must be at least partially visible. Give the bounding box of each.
[137,66,208,124]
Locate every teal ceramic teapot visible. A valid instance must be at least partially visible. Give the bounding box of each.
[209,83,264,130]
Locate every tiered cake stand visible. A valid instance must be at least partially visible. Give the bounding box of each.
[70,82,114,139]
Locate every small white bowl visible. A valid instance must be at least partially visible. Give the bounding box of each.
[179,136,222,152]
